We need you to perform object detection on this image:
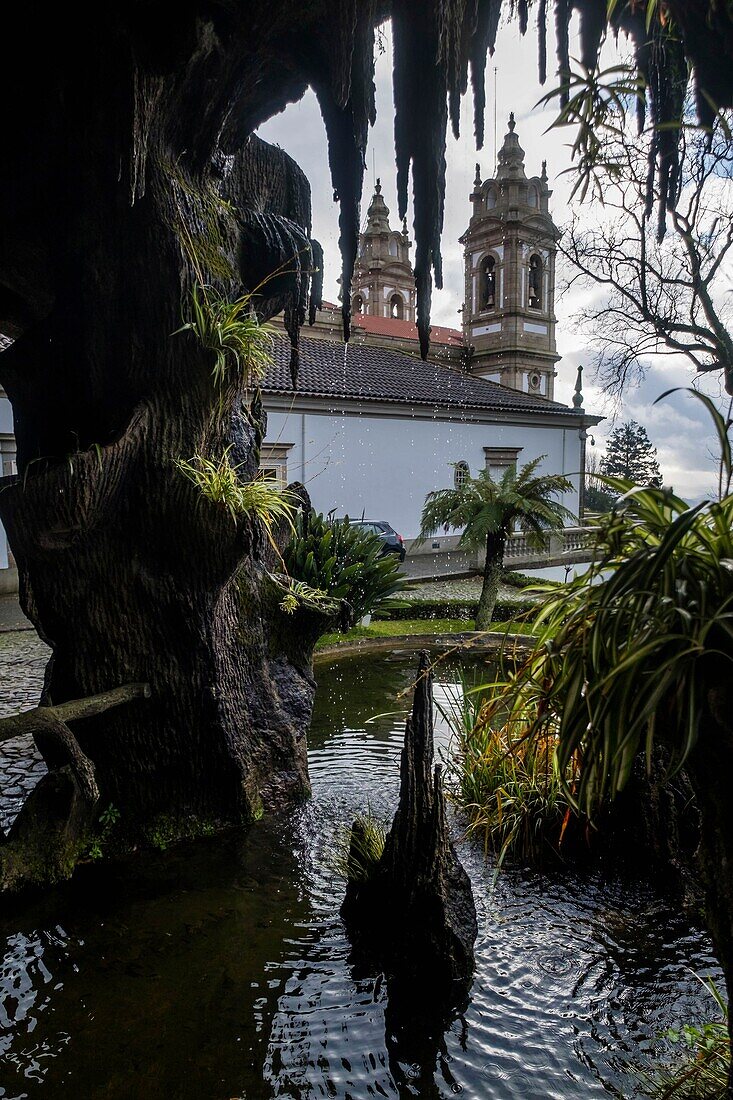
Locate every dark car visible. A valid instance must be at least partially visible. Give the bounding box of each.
[351,519,407,562]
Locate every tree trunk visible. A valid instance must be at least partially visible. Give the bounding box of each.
[475,533,506,630]
[0,17,344,883]
[341,653,477,987]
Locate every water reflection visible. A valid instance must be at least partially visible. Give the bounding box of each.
[0,648,722,1099]
[0,829,309,1099]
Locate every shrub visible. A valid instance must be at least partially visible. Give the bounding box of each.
[380,598,537,623]
[501,568,562,589]
[440,676,578,868]
[283,510,409,625]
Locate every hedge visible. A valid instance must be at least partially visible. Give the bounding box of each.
[501,569,562,589]
[376,598,538,623]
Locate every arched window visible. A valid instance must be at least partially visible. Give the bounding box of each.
[454,461,470,489]
[388,237,398,257]
[480,256,496,310]
[528,254,543,309]
[527,186,538,208]
[390,293,404,319]
[485,188,497,210]
[352,294,364,314]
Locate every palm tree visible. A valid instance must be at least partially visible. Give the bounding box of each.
[419,458,575,629]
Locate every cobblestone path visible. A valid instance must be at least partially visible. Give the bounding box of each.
[0,631,50,831]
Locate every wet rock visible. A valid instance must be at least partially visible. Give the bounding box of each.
[342,651,477,987]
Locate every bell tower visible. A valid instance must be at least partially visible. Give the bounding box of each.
[351,180,415,322]
[460,114,560,399]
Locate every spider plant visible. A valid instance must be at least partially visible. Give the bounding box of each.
[277,579,334,616]
[176,448,296,550]
[174,282,274,391]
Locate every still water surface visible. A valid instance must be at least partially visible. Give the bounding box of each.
[0,650,720,1098]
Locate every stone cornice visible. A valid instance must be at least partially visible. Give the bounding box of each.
[262,391,603,430]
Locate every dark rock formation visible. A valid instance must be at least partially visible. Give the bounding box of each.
[342,652,477,987]
[0,1,731,889]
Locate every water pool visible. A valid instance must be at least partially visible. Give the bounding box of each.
[0,648,720,1098]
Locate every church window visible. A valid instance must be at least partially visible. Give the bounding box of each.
[527,186,538,208]
[388,238,398,257]
[454,461,470,489]
[485,188,497,210]
[484,447,522,481]
[0,434,16,476]
[259,442,293,488]
[352,294,365,314]
[390,293,404,319]
[480,256,497,310]
[528,254,543,310]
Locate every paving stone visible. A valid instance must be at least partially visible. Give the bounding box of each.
[0,631,51,831]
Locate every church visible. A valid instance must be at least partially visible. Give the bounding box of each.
[0,116,600,590]
[261,115,600,542]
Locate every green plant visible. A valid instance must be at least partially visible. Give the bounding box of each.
[284,510,409,625]
[276,578,335,615]
[500,569,562,589]
[645,977,729,1098]
[470,393,733,821]
[177,447,296,532]
[332,811,388,883]
[439,676,576,868]
[174,282,274,392]
[381,597,538,624]
[86,803,121,861]
[419,457,574,629]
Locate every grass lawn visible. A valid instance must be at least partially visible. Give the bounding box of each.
[315,617,534,651]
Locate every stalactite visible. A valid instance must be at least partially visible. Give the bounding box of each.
[469,0,502,147]
[538,0,548,85]
[307,1,376,344]
[392,3,451,359]
[314,88,365,344]
[554,0,571,105]
[575,0,606,72]
[131,68,164,204]
[308,239,324,326]
[237,209,311,381]
[517,0,529,36]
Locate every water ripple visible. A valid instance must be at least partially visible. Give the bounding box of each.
[0,648,721,1100]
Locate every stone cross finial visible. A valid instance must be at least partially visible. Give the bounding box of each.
[541,159,548,181]
[474,162,481,187]
[402,216,408,234]
[573,365,584,410]
[375,177,381,193]
[508,111,515,131]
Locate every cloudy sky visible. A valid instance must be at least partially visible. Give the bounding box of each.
[259,16,732,501]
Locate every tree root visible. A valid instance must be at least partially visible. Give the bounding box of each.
[0,683,150,892]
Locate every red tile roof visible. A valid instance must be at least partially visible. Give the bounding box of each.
[352,312,463,347]
[263,334,579,417]
[320,301,463,347]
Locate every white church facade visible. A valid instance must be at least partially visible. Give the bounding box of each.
[0,116,599,590]
[261,115,600,540]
